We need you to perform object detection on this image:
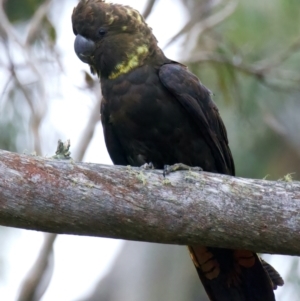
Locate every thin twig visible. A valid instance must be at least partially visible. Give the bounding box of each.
[73,98,101,161]
[167,0,224,47]
[0,73,12,105]
[142,0,157,20]
[165,0,238,48]
[0,0,23,45]
[4,43,43,154]
[256,38,300,73]
[17,233,57,301]
[0,0,47,81]
[25,0,53,45]
[0,0,55,154]
[185,52,300,91]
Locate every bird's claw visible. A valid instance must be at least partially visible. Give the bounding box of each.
[163,163,202,177]
[141,162,154,170]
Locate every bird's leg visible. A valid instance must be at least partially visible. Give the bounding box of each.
[163,163,202,177]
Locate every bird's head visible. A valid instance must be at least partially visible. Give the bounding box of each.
[72,0,158,79]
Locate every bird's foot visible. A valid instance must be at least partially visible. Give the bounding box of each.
[163,163,202,177]
[141,162,154,170]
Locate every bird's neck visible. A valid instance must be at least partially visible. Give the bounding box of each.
[98,34,167,80]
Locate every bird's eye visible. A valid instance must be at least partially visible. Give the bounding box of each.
[98,27,107,37]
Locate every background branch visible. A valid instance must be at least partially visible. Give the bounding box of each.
[142,0,157,19]
[185,52,300,91]
[16,92,102,300]
[17,233,56,301]
[0,149,299,256]
[166,0,238,47]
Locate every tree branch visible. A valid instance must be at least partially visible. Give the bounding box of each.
[185,52,300,91]
[165,0,238,48]
[0,149,299,255]
[17,233,56,301]
[16,97,101,301]
[142,0,157,20]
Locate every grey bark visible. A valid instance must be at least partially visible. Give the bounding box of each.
[0,149,299,255]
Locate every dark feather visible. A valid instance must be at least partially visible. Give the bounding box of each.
[72,1,282,300]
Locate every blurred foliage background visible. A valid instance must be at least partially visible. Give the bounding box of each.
[0,0,300,300]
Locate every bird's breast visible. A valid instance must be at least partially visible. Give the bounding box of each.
[100,65,216,169]
[102,64,176,133]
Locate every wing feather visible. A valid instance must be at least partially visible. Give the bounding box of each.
[159,63,234,175]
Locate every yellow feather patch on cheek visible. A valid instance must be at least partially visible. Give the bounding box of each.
[137,45,148,55]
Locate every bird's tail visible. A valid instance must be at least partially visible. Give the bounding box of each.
[188,246,283,301]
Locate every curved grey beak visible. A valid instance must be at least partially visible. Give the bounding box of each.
[74,34,96,64]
